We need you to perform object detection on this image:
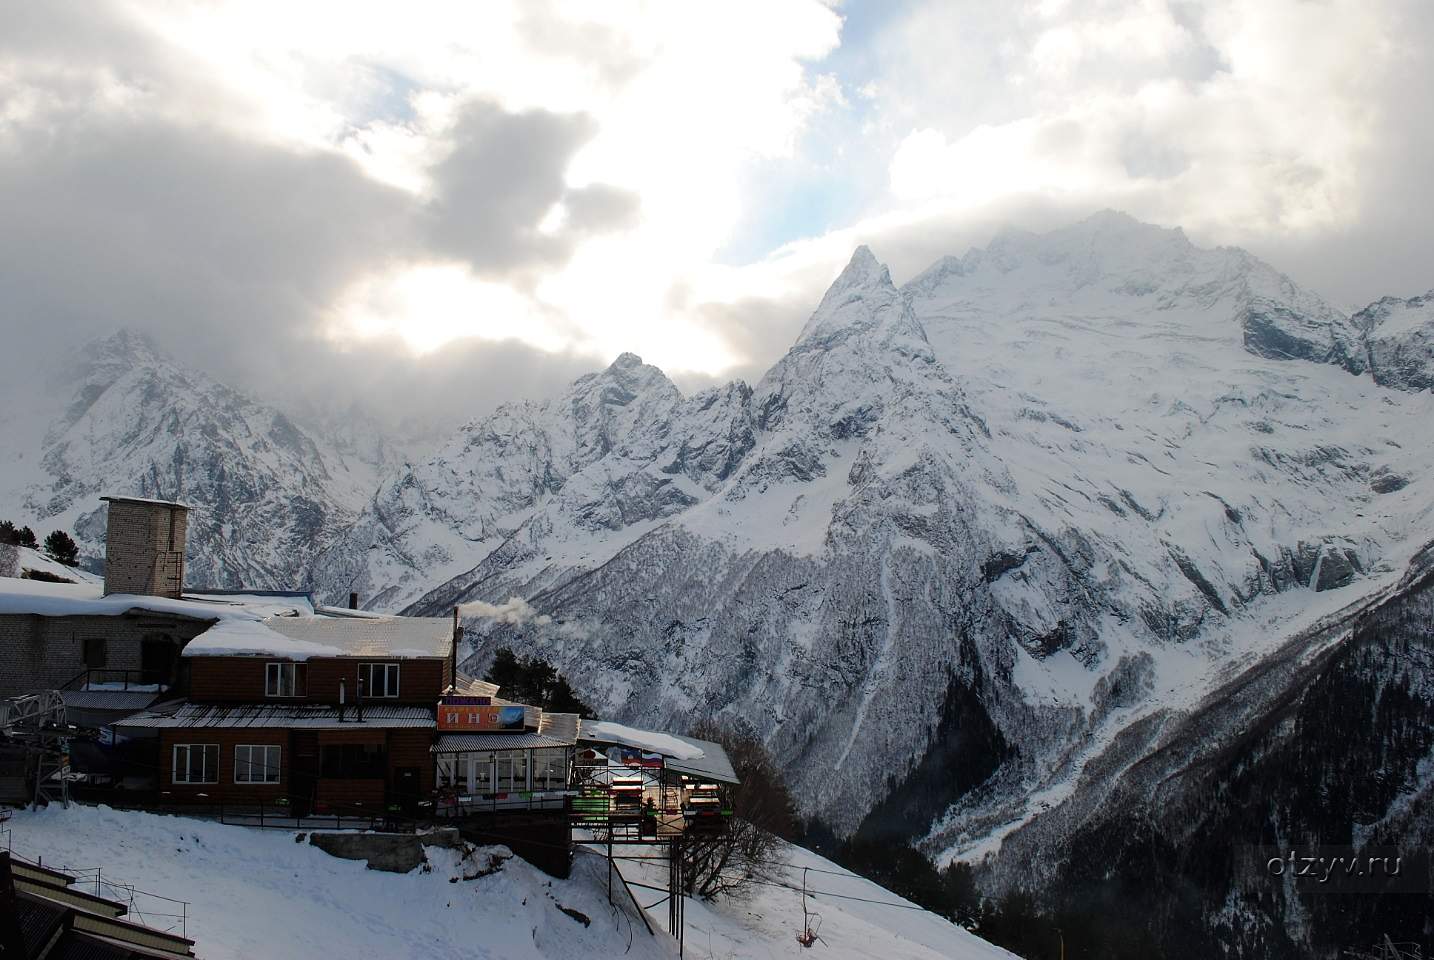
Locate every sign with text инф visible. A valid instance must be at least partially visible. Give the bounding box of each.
[438,702,526,732]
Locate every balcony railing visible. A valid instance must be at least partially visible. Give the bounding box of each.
[62,669,169,693]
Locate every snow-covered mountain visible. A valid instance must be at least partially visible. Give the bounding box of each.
[6,212,1432,953]
[310,213,1434,866]
[0,330,378,588]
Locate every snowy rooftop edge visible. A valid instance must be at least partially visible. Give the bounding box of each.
[0,577,309,622]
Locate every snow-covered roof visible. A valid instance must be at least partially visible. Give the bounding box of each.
[100,494,190,510]
[116,702,435,730]
[0,577,309,621]
[264,615,453,658]
[180,618,343,660]
[577,720,738,782]
[181,613,454,661]
[579,720,705,760]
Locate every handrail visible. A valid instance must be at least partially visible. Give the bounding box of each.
[62,669,169,692]
[4,843,190,939]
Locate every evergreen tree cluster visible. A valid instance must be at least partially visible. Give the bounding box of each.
[0,520,78,565]
[0,520,38,549]
[482,647,597,717]
[43,529,80,566]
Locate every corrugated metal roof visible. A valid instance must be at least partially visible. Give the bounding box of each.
[453,673,500,697]
[261,615,454,658]
[537,712,579,743]
[61,690,159,712]
[115,702,435,730]
[432,732,574,753]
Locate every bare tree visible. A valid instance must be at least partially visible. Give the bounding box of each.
[684,720,799,898]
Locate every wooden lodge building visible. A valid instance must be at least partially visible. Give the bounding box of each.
[0,496,737,875]
[113,614,460,816]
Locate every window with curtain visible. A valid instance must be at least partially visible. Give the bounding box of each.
[265,662,306,697]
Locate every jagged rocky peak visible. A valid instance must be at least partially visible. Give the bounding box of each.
[826,244,892,294]
[793,245,929,356]
[566,351,682,464]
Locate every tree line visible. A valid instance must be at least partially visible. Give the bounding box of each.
[0,519,80,566]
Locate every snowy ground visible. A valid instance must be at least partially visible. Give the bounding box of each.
[593,840,1015,960]
[4,806,1014,960]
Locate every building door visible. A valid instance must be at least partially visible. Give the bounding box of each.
[291,733,319,817]
[465,753,493,794]
[394,767,421,815]
[141,636,176,687]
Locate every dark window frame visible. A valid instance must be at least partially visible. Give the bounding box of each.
[359,662,400,698]
[265,662,307,698]
[319,742,387,779]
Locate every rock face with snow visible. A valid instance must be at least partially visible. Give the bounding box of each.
[2,331,374,588]
[304,213,1434,866]
[1350,290,1434,392]
[309,352,686,611]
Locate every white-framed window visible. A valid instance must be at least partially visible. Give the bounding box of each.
[172,744,219,784]
[234,744,281,784]
[265,662,305,698]
[359,662,400,698]
[495,751,528,792]
[533,749,568,790]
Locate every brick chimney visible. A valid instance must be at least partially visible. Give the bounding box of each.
[100,496,190,598]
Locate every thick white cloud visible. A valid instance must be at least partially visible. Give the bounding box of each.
[96,0,846,376]
[0,0,1430,437]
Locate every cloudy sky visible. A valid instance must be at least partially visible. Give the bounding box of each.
[2,0,1431,441]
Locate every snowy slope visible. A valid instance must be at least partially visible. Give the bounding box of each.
[8,545,103,584]
[2,806,1013,960]
[613,840,1017,960]
[0,331,377,589]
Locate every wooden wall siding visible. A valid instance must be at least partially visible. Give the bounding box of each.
[315,779,385,810]
[187,656,447,704]
[388,729,436,797]
[156,728,288,803]
[187,657,268,701]
[306,658,446,705]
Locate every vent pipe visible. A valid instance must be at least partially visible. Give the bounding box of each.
[449,607,462,695]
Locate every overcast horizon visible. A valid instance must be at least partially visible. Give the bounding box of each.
[3,0,1432,439]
